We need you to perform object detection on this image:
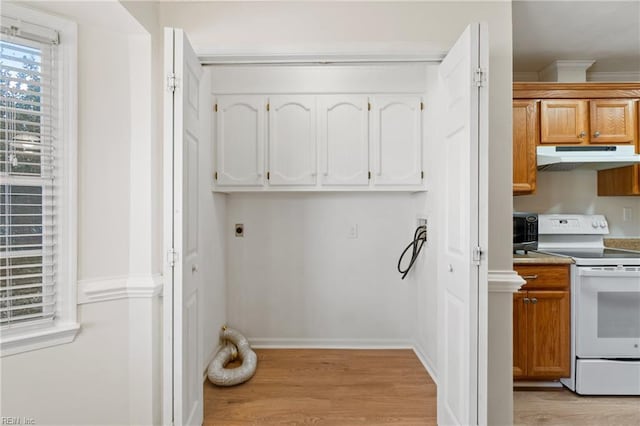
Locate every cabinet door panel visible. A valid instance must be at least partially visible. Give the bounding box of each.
[513,100,538,195]
[319,95,369,186]
[590,99,636,144]
[268,95,317,186]
[371,96,422,186]
[527,290,571,378]
[513,291,528,379]
[216,95,265,186]
[540,100,589,144]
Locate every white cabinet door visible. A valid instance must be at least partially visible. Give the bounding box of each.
[268,95,317,186]
[215,95,265,186]
[318,95,369,186]
[371,95,423,186]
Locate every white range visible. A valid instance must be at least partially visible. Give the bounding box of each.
[537,214,640,395]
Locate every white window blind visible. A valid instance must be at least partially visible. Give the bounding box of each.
[1,24,59,328]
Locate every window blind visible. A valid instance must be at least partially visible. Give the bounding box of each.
[1,26,58,328]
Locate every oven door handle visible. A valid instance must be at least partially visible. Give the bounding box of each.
[578,267,640,278]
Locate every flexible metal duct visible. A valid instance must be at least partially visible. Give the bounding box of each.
[207,326,257,386]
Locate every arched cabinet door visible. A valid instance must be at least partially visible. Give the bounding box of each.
[318,95,369,186]
[267,95,317,186]
[371,96,423,186]
[215,95,265,186]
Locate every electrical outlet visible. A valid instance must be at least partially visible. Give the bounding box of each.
[347,224,358,239]
[235,224,244,237]
[623,207,633,222]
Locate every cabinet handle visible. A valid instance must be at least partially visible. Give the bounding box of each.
[579,131,586,138]
[522,275,538,280]
[531,297,538,304]
[593,131,600,138]
[523,297,530,304]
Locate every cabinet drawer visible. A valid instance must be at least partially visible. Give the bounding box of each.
[514,265,570,290]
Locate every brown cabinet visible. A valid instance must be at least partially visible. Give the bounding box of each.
[598,104,640,196]
[513,100,538,195]
[513,264,571,381]
[540,100,589,144]
[540,99,636,145]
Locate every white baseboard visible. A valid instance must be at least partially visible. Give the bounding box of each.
[412,342,438,386]
[249,337,413,350]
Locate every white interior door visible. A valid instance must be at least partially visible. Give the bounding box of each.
[437,23,488,426]
[164,27,204,426]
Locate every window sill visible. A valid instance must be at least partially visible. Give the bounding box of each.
[1,322,80,357]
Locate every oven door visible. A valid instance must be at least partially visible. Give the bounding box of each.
[576,266,640,358]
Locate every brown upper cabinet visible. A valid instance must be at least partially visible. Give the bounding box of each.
[540,99,636,145]
[513,100,538,195]
[513,83,640,196]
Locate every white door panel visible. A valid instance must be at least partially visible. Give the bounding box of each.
[268,95,317,186]
[164,27,204,426]
[216,95,265,186]
[371,95,422,186]
[437,23,487,426]
[319,95,369,186]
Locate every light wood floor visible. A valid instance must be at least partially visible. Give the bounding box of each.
[515,388,640,426]
[204,349,436,425]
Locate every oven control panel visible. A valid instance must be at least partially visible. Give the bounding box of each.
[539,214,609,235]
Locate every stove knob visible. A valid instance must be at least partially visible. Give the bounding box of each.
[600,221,607,228]
[592,221,599,228]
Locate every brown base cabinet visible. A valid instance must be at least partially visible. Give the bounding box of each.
[513,264,571,380]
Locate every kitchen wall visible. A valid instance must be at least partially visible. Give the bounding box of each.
[514,170,640,237]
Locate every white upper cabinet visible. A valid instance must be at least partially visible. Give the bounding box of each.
[215,95,265,186]
[268,95,317,186]
[371,95,423,186]
[318,95,369,186]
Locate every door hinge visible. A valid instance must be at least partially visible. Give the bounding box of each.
[266,103,270,112]
[421,171,424,179]
[267,171,270,180]
[214,171,218,180]
[420,102,424,110]
[167,72,177,92]
[368,102,371,111]
[167,248,178,268]
[368,171,371,180]
[472,246,482,265]
[214,104,218,112]
[473,68,486,87]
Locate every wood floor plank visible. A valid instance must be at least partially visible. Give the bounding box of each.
[204,349,436,425]
[514,388,640,426]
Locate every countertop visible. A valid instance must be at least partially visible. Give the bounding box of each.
[513,251,574,265]
[605,238,640,251]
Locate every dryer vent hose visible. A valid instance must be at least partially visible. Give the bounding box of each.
[207,326,257,387]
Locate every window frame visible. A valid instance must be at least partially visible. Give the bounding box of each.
[1,3,78,356]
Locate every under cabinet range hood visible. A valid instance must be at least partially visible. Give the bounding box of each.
[537,145,640,171]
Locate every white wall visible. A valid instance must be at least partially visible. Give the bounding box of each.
[514,170,640,237]
[1,3,163,425]
[1,300,131,425]
[226,193,417,346]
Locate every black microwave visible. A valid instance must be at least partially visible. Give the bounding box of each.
[513,212,538,253]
